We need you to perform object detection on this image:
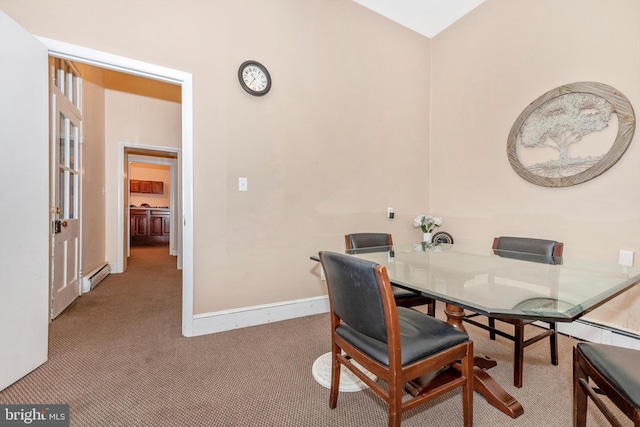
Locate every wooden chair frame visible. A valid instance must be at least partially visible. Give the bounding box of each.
[325,258,474,427]
[573,346,640,427]
[463,236,563,388]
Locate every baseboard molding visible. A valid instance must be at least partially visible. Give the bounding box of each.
[539,320,640,350]
[192,296,330,337]
[191,297,640,350]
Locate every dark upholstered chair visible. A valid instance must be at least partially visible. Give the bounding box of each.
[463,236,564,388]
[319,251,474,427]
[345,233,436,316]
[574,343,640,426]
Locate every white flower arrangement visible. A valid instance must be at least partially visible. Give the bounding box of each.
[413,214,442,233]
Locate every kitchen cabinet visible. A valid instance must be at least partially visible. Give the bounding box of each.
[130,180,163,194]
[130,208,170,245]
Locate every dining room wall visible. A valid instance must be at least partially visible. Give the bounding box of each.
[0,0,432,316]
[10,0,636,335]
[429,0,640,333]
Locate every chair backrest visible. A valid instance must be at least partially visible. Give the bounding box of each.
[345,233,393,250]
[493,236,564,257]
[319,251,394,344]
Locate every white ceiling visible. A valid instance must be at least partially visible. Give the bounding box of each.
[352,0,485,38]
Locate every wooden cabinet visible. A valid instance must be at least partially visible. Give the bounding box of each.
[130,210,148,236]
[130,208,170,245]
[130,180,163,194]
[152,181,164,194]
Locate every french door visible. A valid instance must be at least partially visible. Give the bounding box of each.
[50,58,82,319]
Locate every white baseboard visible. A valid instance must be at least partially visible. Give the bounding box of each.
[550,320,640,350]
[190,297,640,351]
[191,296,330,337]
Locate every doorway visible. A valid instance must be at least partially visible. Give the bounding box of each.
[126,149,181,266]
[39,36,196,337]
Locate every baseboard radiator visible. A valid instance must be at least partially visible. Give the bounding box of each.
[534,319,640,350]
[81,263,111,293]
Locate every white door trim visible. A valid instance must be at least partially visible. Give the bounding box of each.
[36,36,195,337]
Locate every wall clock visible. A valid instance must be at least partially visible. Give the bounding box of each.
[238,60,271,96]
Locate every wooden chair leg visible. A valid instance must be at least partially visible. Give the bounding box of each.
[388,377,402,427]
[513,321,524,388]
[329,347,340,409]
[550,322,558,365]
[573,347,588,427]
[462,342,474,427]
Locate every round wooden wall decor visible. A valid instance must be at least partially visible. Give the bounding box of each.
[507,82,635,187]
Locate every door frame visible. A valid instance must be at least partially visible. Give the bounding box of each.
[38,36,195,337]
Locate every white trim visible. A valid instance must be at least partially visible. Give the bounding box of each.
[36,36,195,337]
[191,296,330,336]
[37,37,186,85]
[556,320,640,350]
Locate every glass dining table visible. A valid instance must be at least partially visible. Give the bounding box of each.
[312,242,640,418]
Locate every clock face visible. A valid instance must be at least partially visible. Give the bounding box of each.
[238,61,271,96]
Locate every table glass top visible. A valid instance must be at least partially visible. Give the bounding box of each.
[331,243,640,322]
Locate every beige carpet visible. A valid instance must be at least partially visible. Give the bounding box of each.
[0,246,627,426]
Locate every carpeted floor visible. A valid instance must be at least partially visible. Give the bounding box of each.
[0,246,628,426]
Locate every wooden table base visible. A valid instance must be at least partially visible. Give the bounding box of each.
[405,303,524,419]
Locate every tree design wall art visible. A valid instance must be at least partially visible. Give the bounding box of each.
[507,82,635,187]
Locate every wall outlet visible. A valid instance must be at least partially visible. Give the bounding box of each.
[618,250,634,266]
[387,207,394,219]
[239,177,248,192]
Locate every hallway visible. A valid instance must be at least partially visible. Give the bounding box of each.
[0,246,182,425]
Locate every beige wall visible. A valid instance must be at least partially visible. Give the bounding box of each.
[103,71,182,268]
[430,0,640,332]
[8,0,636,333]
[0,1,431,314]
[130,163,171,208]
[77,63,106,276]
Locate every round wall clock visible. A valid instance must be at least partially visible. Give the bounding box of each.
[238,60,271,96]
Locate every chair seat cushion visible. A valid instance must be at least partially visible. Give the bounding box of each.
[337,307,469,367]
[577,342,640,408]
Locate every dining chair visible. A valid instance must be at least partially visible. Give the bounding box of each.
[573,342,640,426]
[463,236,564,388]
[319,251,474,427]
[345,233,436,316]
